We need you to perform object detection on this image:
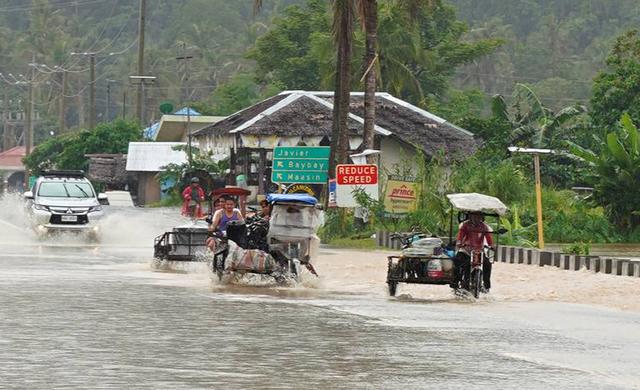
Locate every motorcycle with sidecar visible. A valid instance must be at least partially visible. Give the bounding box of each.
[386,192,508,298]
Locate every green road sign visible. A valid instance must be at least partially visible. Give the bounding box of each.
[273,158,328,172]
[271,171,328,184]
[272,146,330,184]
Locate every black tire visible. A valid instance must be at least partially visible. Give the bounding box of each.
[388,281,398,296]
[472,269,482,299]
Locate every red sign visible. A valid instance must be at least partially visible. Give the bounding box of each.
[336,164,378,185]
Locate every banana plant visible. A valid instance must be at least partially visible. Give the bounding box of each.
[568,113,640,228]
[492,83,586,148]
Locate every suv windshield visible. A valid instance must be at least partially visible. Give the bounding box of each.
[38,182,95,198]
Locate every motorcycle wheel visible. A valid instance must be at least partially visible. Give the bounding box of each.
[388,281,398,297]
[471,269,482,299]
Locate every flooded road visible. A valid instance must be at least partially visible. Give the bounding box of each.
[1,204,639,389]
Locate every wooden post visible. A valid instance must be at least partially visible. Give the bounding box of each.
[533,153,545,249]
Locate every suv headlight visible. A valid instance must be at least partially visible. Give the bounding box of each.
[88,205,103,212]
[33,204,49,211]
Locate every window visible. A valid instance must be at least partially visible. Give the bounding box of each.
[38,182,95,198]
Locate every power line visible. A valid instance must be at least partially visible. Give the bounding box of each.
[0,0,111,13]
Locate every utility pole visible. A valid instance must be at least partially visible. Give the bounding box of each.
[136,0,147,124]
[2,89,9,151]
[70,52,97,129]
[59,70,67,132]
[89,53,96,129]
[122,90,127,120]
[24,55,36,190]
[129,76,155,127]
[106,79,116,122]
[176,43,194,166]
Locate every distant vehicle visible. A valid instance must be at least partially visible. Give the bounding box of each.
[104,191,135,208]
[23,170,108,240]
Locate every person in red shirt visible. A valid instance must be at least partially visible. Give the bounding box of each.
[451,212,495,292]
[181,177,205,219]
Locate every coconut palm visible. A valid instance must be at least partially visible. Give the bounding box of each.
[255,0,354,173]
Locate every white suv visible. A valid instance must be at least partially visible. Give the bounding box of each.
[24,170,107,238]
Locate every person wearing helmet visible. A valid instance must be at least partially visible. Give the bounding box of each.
[181,177,205,218]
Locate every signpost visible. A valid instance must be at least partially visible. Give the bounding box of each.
[384,175,418,215]
[335,164,379,207]
[271,146,330,184]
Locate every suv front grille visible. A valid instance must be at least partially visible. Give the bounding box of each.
[49,215,89,225]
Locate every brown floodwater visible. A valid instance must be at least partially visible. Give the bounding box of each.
[1,198,639,389]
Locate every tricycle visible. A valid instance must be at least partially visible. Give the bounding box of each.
[386,192,508,298]
[209,193,322,285]
[153,186,252,263]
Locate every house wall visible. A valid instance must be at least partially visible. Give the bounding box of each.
[379,137,420,177]
[136,172,161,205]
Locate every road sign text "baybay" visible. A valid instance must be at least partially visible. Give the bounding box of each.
[273,159,327,171]
[336,164,378,185]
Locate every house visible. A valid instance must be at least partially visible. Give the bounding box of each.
[0,146,26,193]
[125,142,187,205]
[193,91,478,197]
[143,107,225,142]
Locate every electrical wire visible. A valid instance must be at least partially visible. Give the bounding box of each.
[0,0,111,13]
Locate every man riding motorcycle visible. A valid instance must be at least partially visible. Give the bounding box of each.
[451,212,495,293]
[181,177,205,219]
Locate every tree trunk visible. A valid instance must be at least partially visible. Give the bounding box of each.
[362,0,377,162]
[329,0,354,178]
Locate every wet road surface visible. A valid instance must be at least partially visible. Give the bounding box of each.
[1,206,639,389]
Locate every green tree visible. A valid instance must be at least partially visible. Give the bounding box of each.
[23,120,141,174]
[569,113,640,229]
[591,30,640,129]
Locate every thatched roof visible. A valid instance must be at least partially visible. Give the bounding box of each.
[194,91,477,159]
[327,93,478,159]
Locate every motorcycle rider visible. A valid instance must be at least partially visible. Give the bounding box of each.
[451,212,494,292]
[181,177,205,218]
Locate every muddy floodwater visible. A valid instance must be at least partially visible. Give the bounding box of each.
[1,199,639,389]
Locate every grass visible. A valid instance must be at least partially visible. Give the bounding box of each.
[324,237,381,251]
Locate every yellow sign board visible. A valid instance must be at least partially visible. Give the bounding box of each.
[384,177,418,214]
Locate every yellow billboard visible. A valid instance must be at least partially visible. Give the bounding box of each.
[384,176,418,214]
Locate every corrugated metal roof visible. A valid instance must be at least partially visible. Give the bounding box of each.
[0,146,26,170]
[125,142,187,172]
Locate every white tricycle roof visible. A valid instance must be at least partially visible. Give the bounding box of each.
[446,193,508,216]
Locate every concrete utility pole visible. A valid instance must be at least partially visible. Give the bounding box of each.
[106,79,117,122]
[70,52,97,129]
[89,53,96,129]
[136,0,147,124]
[2,90,9,151]
[59,70,67,132]
[129,76,155,127]
[176,43,194,165]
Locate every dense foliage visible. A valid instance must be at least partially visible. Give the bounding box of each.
[22,120,141,174]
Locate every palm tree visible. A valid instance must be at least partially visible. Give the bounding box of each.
[255,0,354,175]
[357,0,377,157]
[330,0,354,173]
[357,0,439,159]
